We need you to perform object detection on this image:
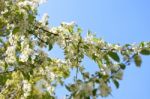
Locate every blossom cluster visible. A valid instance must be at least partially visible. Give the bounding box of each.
[0,0,150,98]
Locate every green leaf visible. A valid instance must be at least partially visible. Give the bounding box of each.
[97,60,102,68]
[82,72,90,79]
[134,54,142,67]
[22,72,30,80]
[48,44,53,50]
[28,14,35,23]
[97,72,103,78]
[12,27,20,34]
[102,75,109,80]
[93,38,99,42]
[85,96,90,99]
[65,85,71,92]
[113,79,119,89]
[77,27,82,33]
[140,49,150,55]
[108,51,120,62]
[140,42,145,47]
[0,38,3,43]
[0,74,11,85]
[104,55,111,64]
[92,89,97,96]
[92,54,97,61]
[119,63,126,70]
[65,84,76,92]
[83,44,89,49]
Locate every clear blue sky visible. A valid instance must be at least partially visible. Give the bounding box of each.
[38,0,150,99]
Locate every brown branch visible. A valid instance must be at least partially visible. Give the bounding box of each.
[34,22,58,36]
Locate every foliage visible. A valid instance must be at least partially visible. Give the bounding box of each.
[0,0,149,98]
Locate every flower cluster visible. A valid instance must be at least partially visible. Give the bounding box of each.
[22,80,32,98]
[100,80,111,97]
[0,0,150,98]
[19,37,33,62]
[5,46,16,64]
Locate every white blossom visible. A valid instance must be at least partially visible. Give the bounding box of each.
[49,27,58,34]
[44,80,54,95]
[22,80,31,98]
[38,0,47,4]
[40,13,49,26]
[5,46,16,64]
[45,66,56,81]
[61,21,75,27]
[0,60,5,67]
[19,46,32,62]
[19,38,33,62]
[46,86,54,95]
[100,84,111,97]
[18,0,38,10]
[6,24,15,30]
[18,1,33,7]
[0,8,8,15]
[131,43,140,53]
[85,33,94,44]
[8,33,19,45]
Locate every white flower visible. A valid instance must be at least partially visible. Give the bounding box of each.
[6,24,15,30]
[0,60,5,67]
[40,33,48,42]
[61,21,75,27]
[19,46,32,62]
[18,1,38,9]
[45,66,56,81]
[99,80,111,97]
[36,80,54,95]
[39,67,45,75]
[5,46,16,64]
[38,0,47,4]
[20,36,25,41]
[85,33,95,44]
[40,13,49,26]
[49,27,58,34]
[22,80,31,91]
[18,1,32,7]
[46,86,54,95]
[8,33,19,45]
[19,54,28,62]
[114,70,123,80]
[1,8,8,14]
[22,80,31,97]
[19,39,33,62]
[100,84,111,97]
[113,44,121,50]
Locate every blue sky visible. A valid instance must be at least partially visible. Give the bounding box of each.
[38,0,150,99]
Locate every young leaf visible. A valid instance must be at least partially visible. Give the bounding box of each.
[0,38,3,43]
[92,89,97,96]
[48,44,53,50]
[65,85,71,92]
[113,79,119,89]
[97,60,102,68]
[12,27,20,34]
[77,27,82,33]
[119,63,126,70]
[140,49,150,55]
[108,52,120,62]
[134,54,142,67]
